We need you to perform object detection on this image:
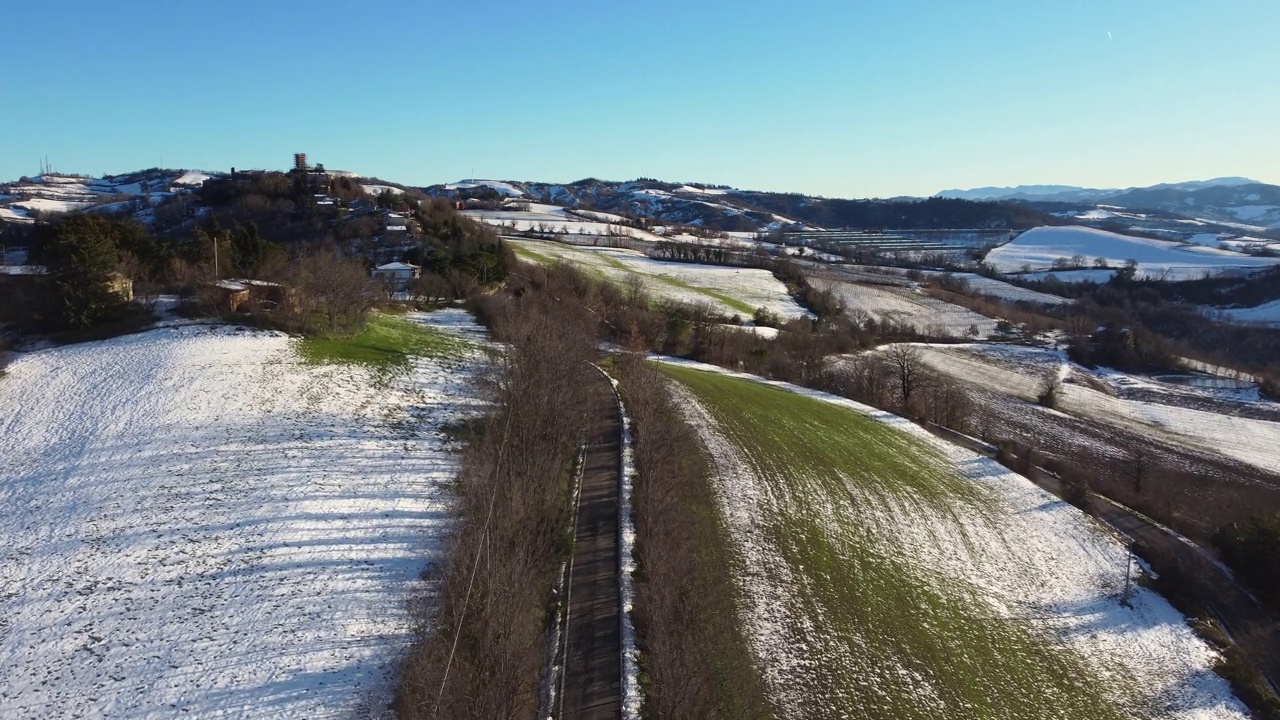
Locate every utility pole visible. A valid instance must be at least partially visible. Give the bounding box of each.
[213,233,219,279]
[1121,542,1135,608]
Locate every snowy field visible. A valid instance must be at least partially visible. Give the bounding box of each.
[0,312,488,719]
[860,267,1073,305]
[508,238,808,320]
[659,358,1247,720]
[826,280,998,337]
[1212,298,1280,327]
[987,226,1280,281]
[0,171,214,223]
[947,272,1074,305]
[910,343,1280,476]
[465,201,788,252]
[465,203,671,243]
[442,179,524,197]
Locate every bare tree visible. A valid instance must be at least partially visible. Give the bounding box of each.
[885,343,925,409]
[1128,448,1153,497]
[297,250,374,334]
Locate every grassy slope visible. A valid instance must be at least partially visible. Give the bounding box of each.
[298,313,467,369]
[659,363,1138,720]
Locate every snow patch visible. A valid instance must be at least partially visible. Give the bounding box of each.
[0,318,489,718]
[987,226,1280,281]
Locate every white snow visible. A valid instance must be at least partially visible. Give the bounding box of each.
[1018,268,1118,283]
[1073,208,1117,220]
[171,171,212,187]
[596,368,641,720]
[0,265,46,276]
[656,357,1248,720]
[11,196,99,214]
[442,179,525,197]
[0,316,488,719]
[508,239,808,320]
[465,205,668,243]
[908,343,1280,476]
[1228,205,1279,221]
[0,206,32,222]
[1187,233,1228,247]
[1216,298,1280,327]
[360,184,404,197]
[1059,379,1280,475]
[987,226,1280,280]
[676,185,731,195]
[829,281,998,337]
[944,273,1074,305]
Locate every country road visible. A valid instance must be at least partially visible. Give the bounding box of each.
[558,372,623,719]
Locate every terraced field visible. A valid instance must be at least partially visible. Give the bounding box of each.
[657,362,1246,720]
[508,238,808,320]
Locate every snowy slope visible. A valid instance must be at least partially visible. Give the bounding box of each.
[987,226,1280,280]
[0,314,487,719]
[442,179,525,197]
[909,343,1280,476]
[0,171,218,223]
[508,239,808,320]
[948,273,1074,305]
[660,358,1247,720]
[828,281,998,337]
[1215,298,1280,327]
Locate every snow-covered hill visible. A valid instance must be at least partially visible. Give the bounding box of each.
[942,178,1280,231]
[429,178,804,232]
[0,170,218,224]
[940,177,1260,203]
[0,313,487,719]
[986,225,1280,280]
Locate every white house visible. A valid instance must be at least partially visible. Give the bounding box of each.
[371,261,421,291]
[383,212,409,232]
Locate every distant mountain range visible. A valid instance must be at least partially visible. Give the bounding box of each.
[3,168,1277,237]
[937,178,1260,202]
[425,178,1052,232]
[937,178,1280,231]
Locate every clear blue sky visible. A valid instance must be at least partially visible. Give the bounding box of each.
[1,0,1276,197]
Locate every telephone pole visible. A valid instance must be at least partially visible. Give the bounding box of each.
[1120,542,1135,608]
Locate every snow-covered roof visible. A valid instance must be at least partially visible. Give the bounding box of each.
[171,171,212,187]
[374,262,419,271]
[0,265,47,276]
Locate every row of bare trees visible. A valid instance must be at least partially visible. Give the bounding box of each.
[825,344,975,432]
[616,357,775,718]
[397,272,599,719]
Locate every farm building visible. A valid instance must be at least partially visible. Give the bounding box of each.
[207,279,296,314]
[371,262,421,291]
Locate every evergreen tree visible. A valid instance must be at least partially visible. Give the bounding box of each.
[231,222,268,277]
[44,216,123,329]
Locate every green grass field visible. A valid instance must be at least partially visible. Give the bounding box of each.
[298,312,469,370]
[659,364,1140,720]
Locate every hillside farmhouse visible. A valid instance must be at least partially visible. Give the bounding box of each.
[371,262,421,291]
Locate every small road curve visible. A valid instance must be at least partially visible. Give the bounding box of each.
[558,371,623,719]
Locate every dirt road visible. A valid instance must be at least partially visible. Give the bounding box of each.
[558,375,623,719]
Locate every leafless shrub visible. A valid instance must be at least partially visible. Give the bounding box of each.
[617,357,773,718]
[397,269,599,719]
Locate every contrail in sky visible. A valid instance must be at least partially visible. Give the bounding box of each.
[1107,30,1113,41]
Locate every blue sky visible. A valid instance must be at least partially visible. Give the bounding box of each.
[1,0,1276,197]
